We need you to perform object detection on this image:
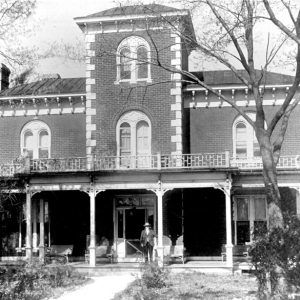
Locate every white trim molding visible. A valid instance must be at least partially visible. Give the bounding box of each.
[85,33,97,158]
[170,32,182,156]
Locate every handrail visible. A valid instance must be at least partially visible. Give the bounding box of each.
[1,153,300,176]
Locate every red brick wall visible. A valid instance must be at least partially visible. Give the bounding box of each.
[0,114,85,163]
[190,105,300,156]
[91,29,178,156]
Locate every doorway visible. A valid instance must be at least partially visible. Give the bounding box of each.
[114,194,155,258]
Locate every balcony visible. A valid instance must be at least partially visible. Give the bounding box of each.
[1,153,300,177]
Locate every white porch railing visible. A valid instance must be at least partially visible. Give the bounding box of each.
[1,153,300,176]
[93,152,230,170]
[231,155,300,170]
[30,157,87,172]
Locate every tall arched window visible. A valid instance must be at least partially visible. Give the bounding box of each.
[116,111,151,167]
[21,121,51,159]
[120,48,131,80]
[116,36,151,83]
[233,113,261,159]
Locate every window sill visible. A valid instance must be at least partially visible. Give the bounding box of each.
[114,78,152,85]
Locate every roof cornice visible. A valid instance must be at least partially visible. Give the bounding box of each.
[74,10,189,24]
[0,93,86,101]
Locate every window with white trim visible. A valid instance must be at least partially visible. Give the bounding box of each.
[21,121,51,159]
[116,111,151,167]
[233,113,260,158]
[234,195,267,245]
[116,36,151,83]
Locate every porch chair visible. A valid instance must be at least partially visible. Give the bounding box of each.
[163,235,185,264]
[170,235,185,264]
[221,244,250,261]
[47,245,73,263]
[85,245,114,263]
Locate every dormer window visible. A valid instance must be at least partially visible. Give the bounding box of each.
[116,36,151,83]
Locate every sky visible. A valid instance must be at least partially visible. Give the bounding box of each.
[19,0,296,79]
[29,0,118,78]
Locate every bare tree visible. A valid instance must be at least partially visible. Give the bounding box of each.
[103,0,300,229]
[0,0,36,73]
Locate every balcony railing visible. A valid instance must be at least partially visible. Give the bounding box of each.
[1,153,300,177]
[231,155,300,170]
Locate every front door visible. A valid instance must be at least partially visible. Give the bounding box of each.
[125,209,145,256]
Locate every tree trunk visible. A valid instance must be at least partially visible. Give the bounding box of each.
[258,131,283,229]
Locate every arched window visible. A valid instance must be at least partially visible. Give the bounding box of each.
[21,121,51,159]
[136,121,150,155]
[116,36,151,83]
[120,122,131,157]
[120,48,131,80]
[116,111,151,167]
[233,114,260,159]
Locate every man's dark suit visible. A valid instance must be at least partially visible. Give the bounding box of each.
[140,228,156,262]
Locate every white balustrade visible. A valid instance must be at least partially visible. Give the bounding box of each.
[0,154,300,176]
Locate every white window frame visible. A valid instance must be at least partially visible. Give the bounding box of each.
[233,195,268,244]
[20,120,51,159]
[232,113,259,159]
[116,111,151,158]
[116,36,151,84]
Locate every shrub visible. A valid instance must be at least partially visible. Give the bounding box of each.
[140,262,169,289]
[250,215,300,299]
[0,262,87,300]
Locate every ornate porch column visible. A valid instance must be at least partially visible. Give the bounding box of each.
[87,187,105,267]
[39,198,45,262]
[89,188,96,267]
[224,180,233,268]
[25,187,32,260]
[216,179,233,268]
[152,185,169,266]
[32,200,38,252]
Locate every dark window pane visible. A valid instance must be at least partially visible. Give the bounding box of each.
[237,221,250,244]
[120,48,131,79]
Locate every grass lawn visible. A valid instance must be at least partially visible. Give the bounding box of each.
[113,271,258,300]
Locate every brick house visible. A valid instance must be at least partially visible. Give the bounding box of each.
[0,4,299,268]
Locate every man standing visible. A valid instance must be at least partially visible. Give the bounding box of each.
[140,222,156,263]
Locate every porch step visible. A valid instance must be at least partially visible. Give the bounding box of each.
[71,261,236,276]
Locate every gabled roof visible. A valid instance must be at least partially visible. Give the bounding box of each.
[81,4,181,19]
[0,78,85,98]
[186,70,295,88]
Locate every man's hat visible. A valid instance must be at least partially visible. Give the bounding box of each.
[144,222,151,227]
